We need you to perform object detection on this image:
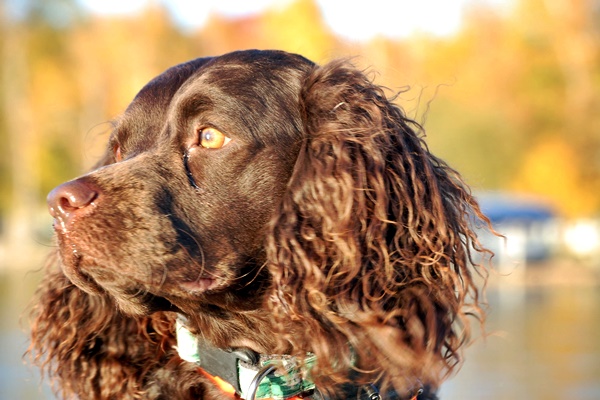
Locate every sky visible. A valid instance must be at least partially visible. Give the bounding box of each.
[77,0,511,41]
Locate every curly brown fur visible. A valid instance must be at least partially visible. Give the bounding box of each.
[28,50,490,400]
[29,255,213,400]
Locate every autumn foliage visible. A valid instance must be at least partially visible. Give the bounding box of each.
[1,0,599,221]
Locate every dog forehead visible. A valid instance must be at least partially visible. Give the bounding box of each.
[111,58,213,150]
[122,51,308,126]
[164,51,313,145]
[115,50,313,151]
[126,57,213,118]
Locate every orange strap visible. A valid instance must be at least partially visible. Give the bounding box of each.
[197,367,237,397]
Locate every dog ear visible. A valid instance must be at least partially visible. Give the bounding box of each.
[27,257,178,399]
[267,60,489,394]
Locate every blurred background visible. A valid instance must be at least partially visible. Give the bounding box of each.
[1,0,599,398]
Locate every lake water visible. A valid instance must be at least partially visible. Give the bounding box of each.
[440,285,600,399]
[2,270,599,399]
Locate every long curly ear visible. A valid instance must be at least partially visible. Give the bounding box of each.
[267,60,490,395]
[27,255,178,399]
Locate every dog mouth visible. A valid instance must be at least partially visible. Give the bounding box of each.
[60,256,178,314]
[54,229,238,316]
[58,246,225,314]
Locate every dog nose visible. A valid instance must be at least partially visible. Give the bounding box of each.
[47,180,98,220]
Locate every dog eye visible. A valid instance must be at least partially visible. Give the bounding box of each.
[198,127,231,149]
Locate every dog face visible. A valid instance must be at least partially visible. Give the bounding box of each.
[47,50,314,316]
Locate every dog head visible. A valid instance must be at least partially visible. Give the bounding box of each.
[47,51,314,316]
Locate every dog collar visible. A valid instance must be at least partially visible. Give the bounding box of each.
[175,316,316,399]
[175,316,423,400]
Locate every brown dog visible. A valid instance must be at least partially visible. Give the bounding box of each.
[30,50,490,400]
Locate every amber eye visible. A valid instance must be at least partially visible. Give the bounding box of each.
[199,127,231,149]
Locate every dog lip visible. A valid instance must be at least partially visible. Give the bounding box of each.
[180,278,219,293]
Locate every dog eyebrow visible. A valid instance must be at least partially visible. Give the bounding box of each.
[172,89,215,121]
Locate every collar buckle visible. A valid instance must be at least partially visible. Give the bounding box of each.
[195,339,259,394]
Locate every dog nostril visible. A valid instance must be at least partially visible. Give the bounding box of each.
[47,180,99,219]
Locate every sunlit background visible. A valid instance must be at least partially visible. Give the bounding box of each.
[1,0,599,399]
